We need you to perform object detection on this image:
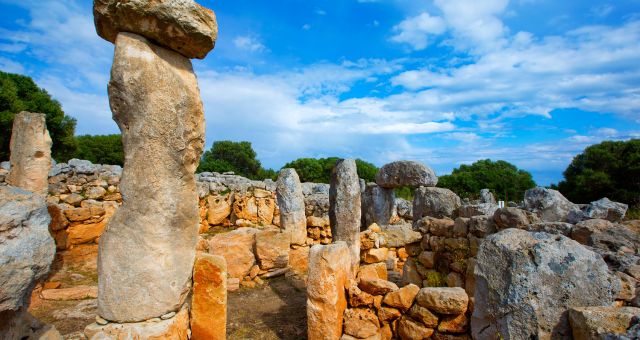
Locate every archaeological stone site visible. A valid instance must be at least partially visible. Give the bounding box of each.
[1,0,640,340]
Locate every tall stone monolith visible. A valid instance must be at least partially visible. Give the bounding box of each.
[329,159,361,275]
[276,168,307,245]
[96,31,206,322]
[6,111,52,195]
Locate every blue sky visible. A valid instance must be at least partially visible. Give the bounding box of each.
[1,0,639,185]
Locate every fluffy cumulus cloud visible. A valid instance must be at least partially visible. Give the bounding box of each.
[233,35,266,53]
[390,12,447,50]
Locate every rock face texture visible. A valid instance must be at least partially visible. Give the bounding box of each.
[413,187,462,220]
[307,242,351,340]
[329,159,362,274]
[190,254,226,340]
[93,0,217,59]
[0,186,55,312]
[6,111,52,195]
[362,183,395,227]
[569,306,640,340]
[584,197,628,222]
[85,304,190,339]
[97,32,205,322]
[276,168,307,245]
[472,229,619,340]
[375,160,438,188]
[523,187,580,222]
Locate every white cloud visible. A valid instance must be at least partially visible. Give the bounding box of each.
[591,4,614,18]
[302,24,311,31]
[233,35,266,53]
[0,57,24,73]
[390,12,446,50]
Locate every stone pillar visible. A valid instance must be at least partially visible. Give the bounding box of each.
[362,183,396,228]
[276,168,307,245]
[329,159,362,275]
[190,254,227,340]
[97,32,206,322]
[307,242,351,340]
[6,111,52,195]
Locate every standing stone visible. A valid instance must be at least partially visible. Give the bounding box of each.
[307,242,351,340]
[97,32,205,322]
[472,229,619,339]
[375,160,438,188]
[276,168,307,245]
[329,159,362,274]
[190,254,226,340]
[6,112,52,195]
[94,0,218,59]
[362,183,396,227]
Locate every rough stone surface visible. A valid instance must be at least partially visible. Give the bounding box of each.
[383,284,420,310]
[276,168,307,245]
[380,223,422,248]
[330,159,362,274]
[85,303,190,339]
[416,287,468,315]
[479,189,496,204]
[343,308,380,339]
[569,306,640,340]
[584,198,628,222]
[375,160,438,188]
[307,242,351,340]
[458,203,498,218]
[397,315,435,340]
[206,194,230,225]
[413,187,461,220]
[523,187,580,222]
[190,254,226,340]
[493,207,540,230]
[472,229,620,340]
[362,183,396,227]
[97,32,205,322]
[6,111,52,195]
[0,186,55,312]
[93,0,218,59]
[359,278,399,295]
[40,286,98,300]
[255,230,290,270]
[0,309,63,340]
[208,227,258,279]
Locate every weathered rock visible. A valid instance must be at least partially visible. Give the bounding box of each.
[571,218,614,245]
[408,304,439,328]
[330,159,362,274]
[472,229,620,339]
[208,227,258,279]
[190,254,226,340]
[458,203,498,218]
[418,251,436,269]
[523,187,581,222]
[416,287,468,315]
[343,308,380,339]
[358,263,388,281]
[569,306,640,340]
[6,111,52,195]
[207,194,231,225]
[438,313,469,333]
[97,32,205,322]
[396,198,413,220]
[359,278,399,295]
[0,186,55,312]
[362,183,396,226]
[307,242,351,340]
[493,207,540,230]
[347,281,375,307]
[93,0,217,59]
[413,187,461,220]
[0,309,63,340]
[277,168,307,245]
[584,198,628,222]
[468,215,496,238]
[525,222,573,236]
[383,283,420,310]
[40,285,98,300]
[375,160,438,188]
[288,246,310,275]
[255,230,290,270]
[479,189,496,204]
[397,315,435,340]
[379,223,422,248]
[85,303,190,339]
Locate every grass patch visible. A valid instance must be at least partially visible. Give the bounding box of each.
[626,206,640,220]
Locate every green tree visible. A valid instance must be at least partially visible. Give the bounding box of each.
[437,159,536,202]
[557,139,640,206]
[73,134,124,165]
[0,71,77,161]
[198,140,275,179]
[282,157,378,183]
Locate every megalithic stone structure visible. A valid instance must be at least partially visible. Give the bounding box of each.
[6,111,52,195]
[91,0,217,326]
[329,159,362,276]
[276,168,307,246]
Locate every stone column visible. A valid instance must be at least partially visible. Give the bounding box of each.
[97,31,206,322]
[190,254,227,340]
[276,168,307,245]
[329,159,361,275]
[6,111,52,195]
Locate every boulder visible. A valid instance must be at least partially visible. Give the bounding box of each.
[276,168,307,245]
[93,0,217,59]
[190,254,226,340]
[97,32,205,322]
[492,207,540,230]
[525,222,573,236]
[397,315,435,339]
[523,187,580,222]
[6,111,52,195]
[255,230,290,270]
[379,223,422,248]
[358,278,399,295]
[207,194,231,225]
[408,304,439,328]
[584,198,628,222]
[383,283,420,310]
[343,308,380,339]
[413,187,461,220]
[375,160,438,188]
[362,183,396,227]
[307,242,351,340]
[458,203,498,218]
[416,287,468,315]
[479,189,496,204]
[85,304,190,339]
[570,219,613,245]
[330,159,362,274]
[472,229,620,339]
[396,198,413,220]
[208,227,258,279]
[569,306,640,340]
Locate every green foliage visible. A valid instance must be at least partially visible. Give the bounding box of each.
[626,207,640,220]
[394,186,414,200]
[557,139,640,205]
[0,71,77,161]
[198,140,275,180]
[73,134,124,165]
[437,159,536,202]
[282,157,378,183]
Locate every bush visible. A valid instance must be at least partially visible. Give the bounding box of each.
[282,157,378,183]
[198,140,276,180]
[73,134,124,165]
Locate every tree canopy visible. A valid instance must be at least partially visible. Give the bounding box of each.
[0,71,77,161]
[557,139,640,206]
[73,134,124,166]
[282,157,378,183]
[437,159,536,202]
[197,140,276,180]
